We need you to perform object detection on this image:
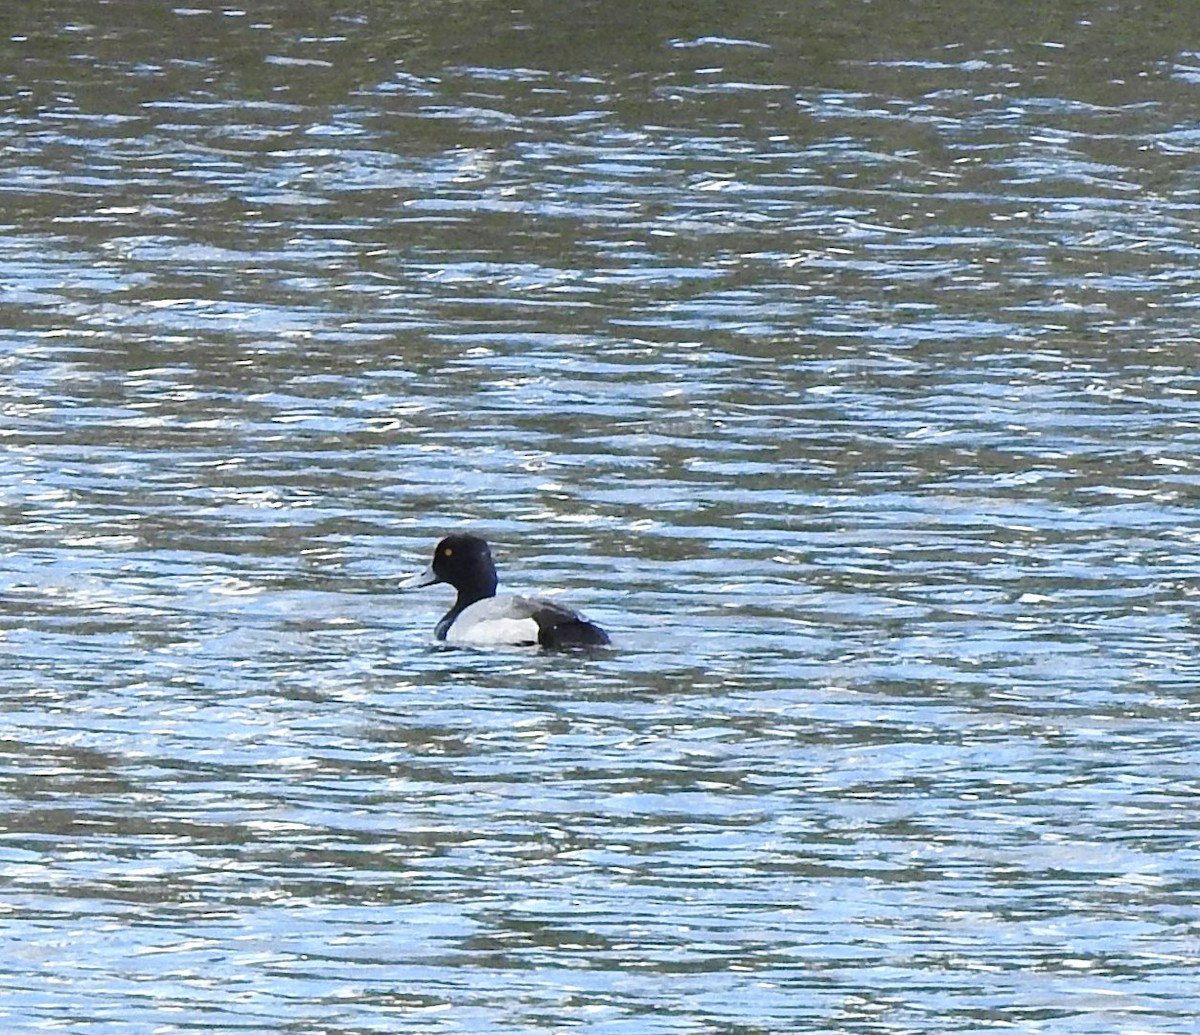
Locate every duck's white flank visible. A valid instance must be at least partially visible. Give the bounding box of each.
[444,595,546,646]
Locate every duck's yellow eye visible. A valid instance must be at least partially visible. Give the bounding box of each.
[443,547,453,557]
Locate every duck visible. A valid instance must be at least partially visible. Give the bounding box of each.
[400,533,610,649]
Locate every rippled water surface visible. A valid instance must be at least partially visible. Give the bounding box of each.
[3,3,1200,1032]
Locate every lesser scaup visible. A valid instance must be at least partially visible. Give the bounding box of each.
[400,534,610,649]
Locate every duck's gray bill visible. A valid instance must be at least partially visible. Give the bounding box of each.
[399,564,440,590]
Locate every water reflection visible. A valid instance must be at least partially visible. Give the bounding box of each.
[2,1,1199,1032]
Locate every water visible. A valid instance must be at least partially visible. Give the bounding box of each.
[2,3,1199,1032]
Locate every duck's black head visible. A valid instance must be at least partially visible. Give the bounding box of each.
[400,533,499,604]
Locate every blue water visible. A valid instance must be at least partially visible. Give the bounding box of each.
[2,3,1199,1032]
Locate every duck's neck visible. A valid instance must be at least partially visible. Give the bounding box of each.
[434,576,497,640]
